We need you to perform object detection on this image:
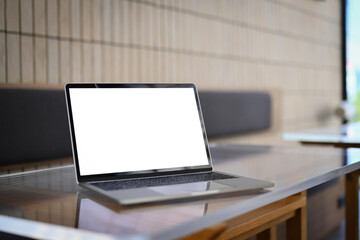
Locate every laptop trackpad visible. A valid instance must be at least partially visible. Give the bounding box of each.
[111,188,163,200]
[111,181,226,199]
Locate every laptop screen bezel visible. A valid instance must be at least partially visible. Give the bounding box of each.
[65,83,213,183]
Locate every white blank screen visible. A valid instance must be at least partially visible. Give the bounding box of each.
[69,88,209,176]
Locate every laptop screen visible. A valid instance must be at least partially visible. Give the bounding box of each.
[67,84,210,177]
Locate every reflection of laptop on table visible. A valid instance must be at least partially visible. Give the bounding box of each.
[76,195,208,235]
[65,83,273,205]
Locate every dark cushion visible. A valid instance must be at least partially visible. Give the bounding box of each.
[0,89,72,165]
[198,91,271,138]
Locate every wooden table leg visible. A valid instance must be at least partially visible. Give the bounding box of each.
[257,226,277,240]
[286,191,307,240]
[213,192,306,240]
[346,170,360,240]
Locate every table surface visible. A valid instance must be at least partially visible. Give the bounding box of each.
[283,122,360,145]
[1,143,360,240]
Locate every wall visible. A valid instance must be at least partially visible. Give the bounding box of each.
[0,0,342,145]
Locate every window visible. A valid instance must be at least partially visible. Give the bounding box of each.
[345,0,360,121]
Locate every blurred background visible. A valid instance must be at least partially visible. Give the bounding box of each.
[0,0,343,146]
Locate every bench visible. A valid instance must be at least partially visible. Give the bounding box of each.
[0,88,272,169]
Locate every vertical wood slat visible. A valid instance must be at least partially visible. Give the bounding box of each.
[59,0,70,38]
[119,0,129,44]
[47,39,58,83]
[113,45,120,81]
[148,3,154,83]
[47,0,58,36]
[93,43,102,82]
[112,0,120,82]
[7,34,21,83]
[102,0,113,82]
[33,0,46,35]
[20,0,33,33]
[0,33,5,83]
[160,7,168,82]
[113,0,120,43]
[103,0,112,42]
[34,37,46,83]
[92,0,102,41]
[21,35,34,83]
[71,41,81,82]
[103,44,113,82]
[128,1,137,82]
[119,0,129,82]
[82,0,92,40]
[0,0,5,30]
[120,47,129,82]
[140,3,147,82]
[152,5,160,82]
[82,42,92,82]
[60,40,70,83]
[71,0,81,39]
[6,0,19,31]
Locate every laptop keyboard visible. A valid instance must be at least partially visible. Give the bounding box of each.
[90,172,235,190]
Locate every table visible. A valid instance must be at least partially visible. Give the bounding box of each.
[1,143,360,240]
[283,122,360,148]
[284,123,360,239]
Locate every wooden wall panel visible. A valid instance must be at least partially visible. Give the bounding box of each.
[47,0,58,36]
[82,0,92,41]
[82,42,92,82]
[103,0,112,42]
[0,33,5,83]
[0,0,343,145]
[20,0,33,34]
[71,41,81,82]
[6,0,19,32]
[92,43,102,82]
[33,0,46,35]
[59,0,71,38]
[103,44,114,82]
[92,0,102,41]
[7,34,20,83]
[71,0,81,39]
[119,47,129,82]
[0,0,4,30]
[113,45,120,82]
[34,37,47,83]
[60,40,70,83]
[112,0,120,43]
[21,36,34,83]
[47,39,59,84]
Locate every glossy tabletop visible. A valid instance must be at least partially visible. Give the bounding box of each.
[1,143,360,240]
[283,122,360,147]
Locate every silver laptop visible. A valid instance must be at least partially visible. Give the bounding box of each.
[65,83,273,205]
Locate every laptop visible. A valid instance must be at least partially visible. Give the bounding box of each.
[65,83,274,205]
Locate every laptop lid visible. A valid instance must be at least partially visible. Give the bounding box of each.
[65,83,213,183]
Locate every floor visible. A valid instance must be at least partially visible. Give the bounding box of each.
[321,191,360,240]
[321,221,346,240]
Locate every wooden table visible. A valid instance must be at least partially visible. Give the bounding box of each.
[283,122,360,148]
[1,143,360,240]
[284,123,360,239]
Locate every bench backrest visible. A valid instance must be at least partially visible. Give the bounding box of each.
[0,89,271,165]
